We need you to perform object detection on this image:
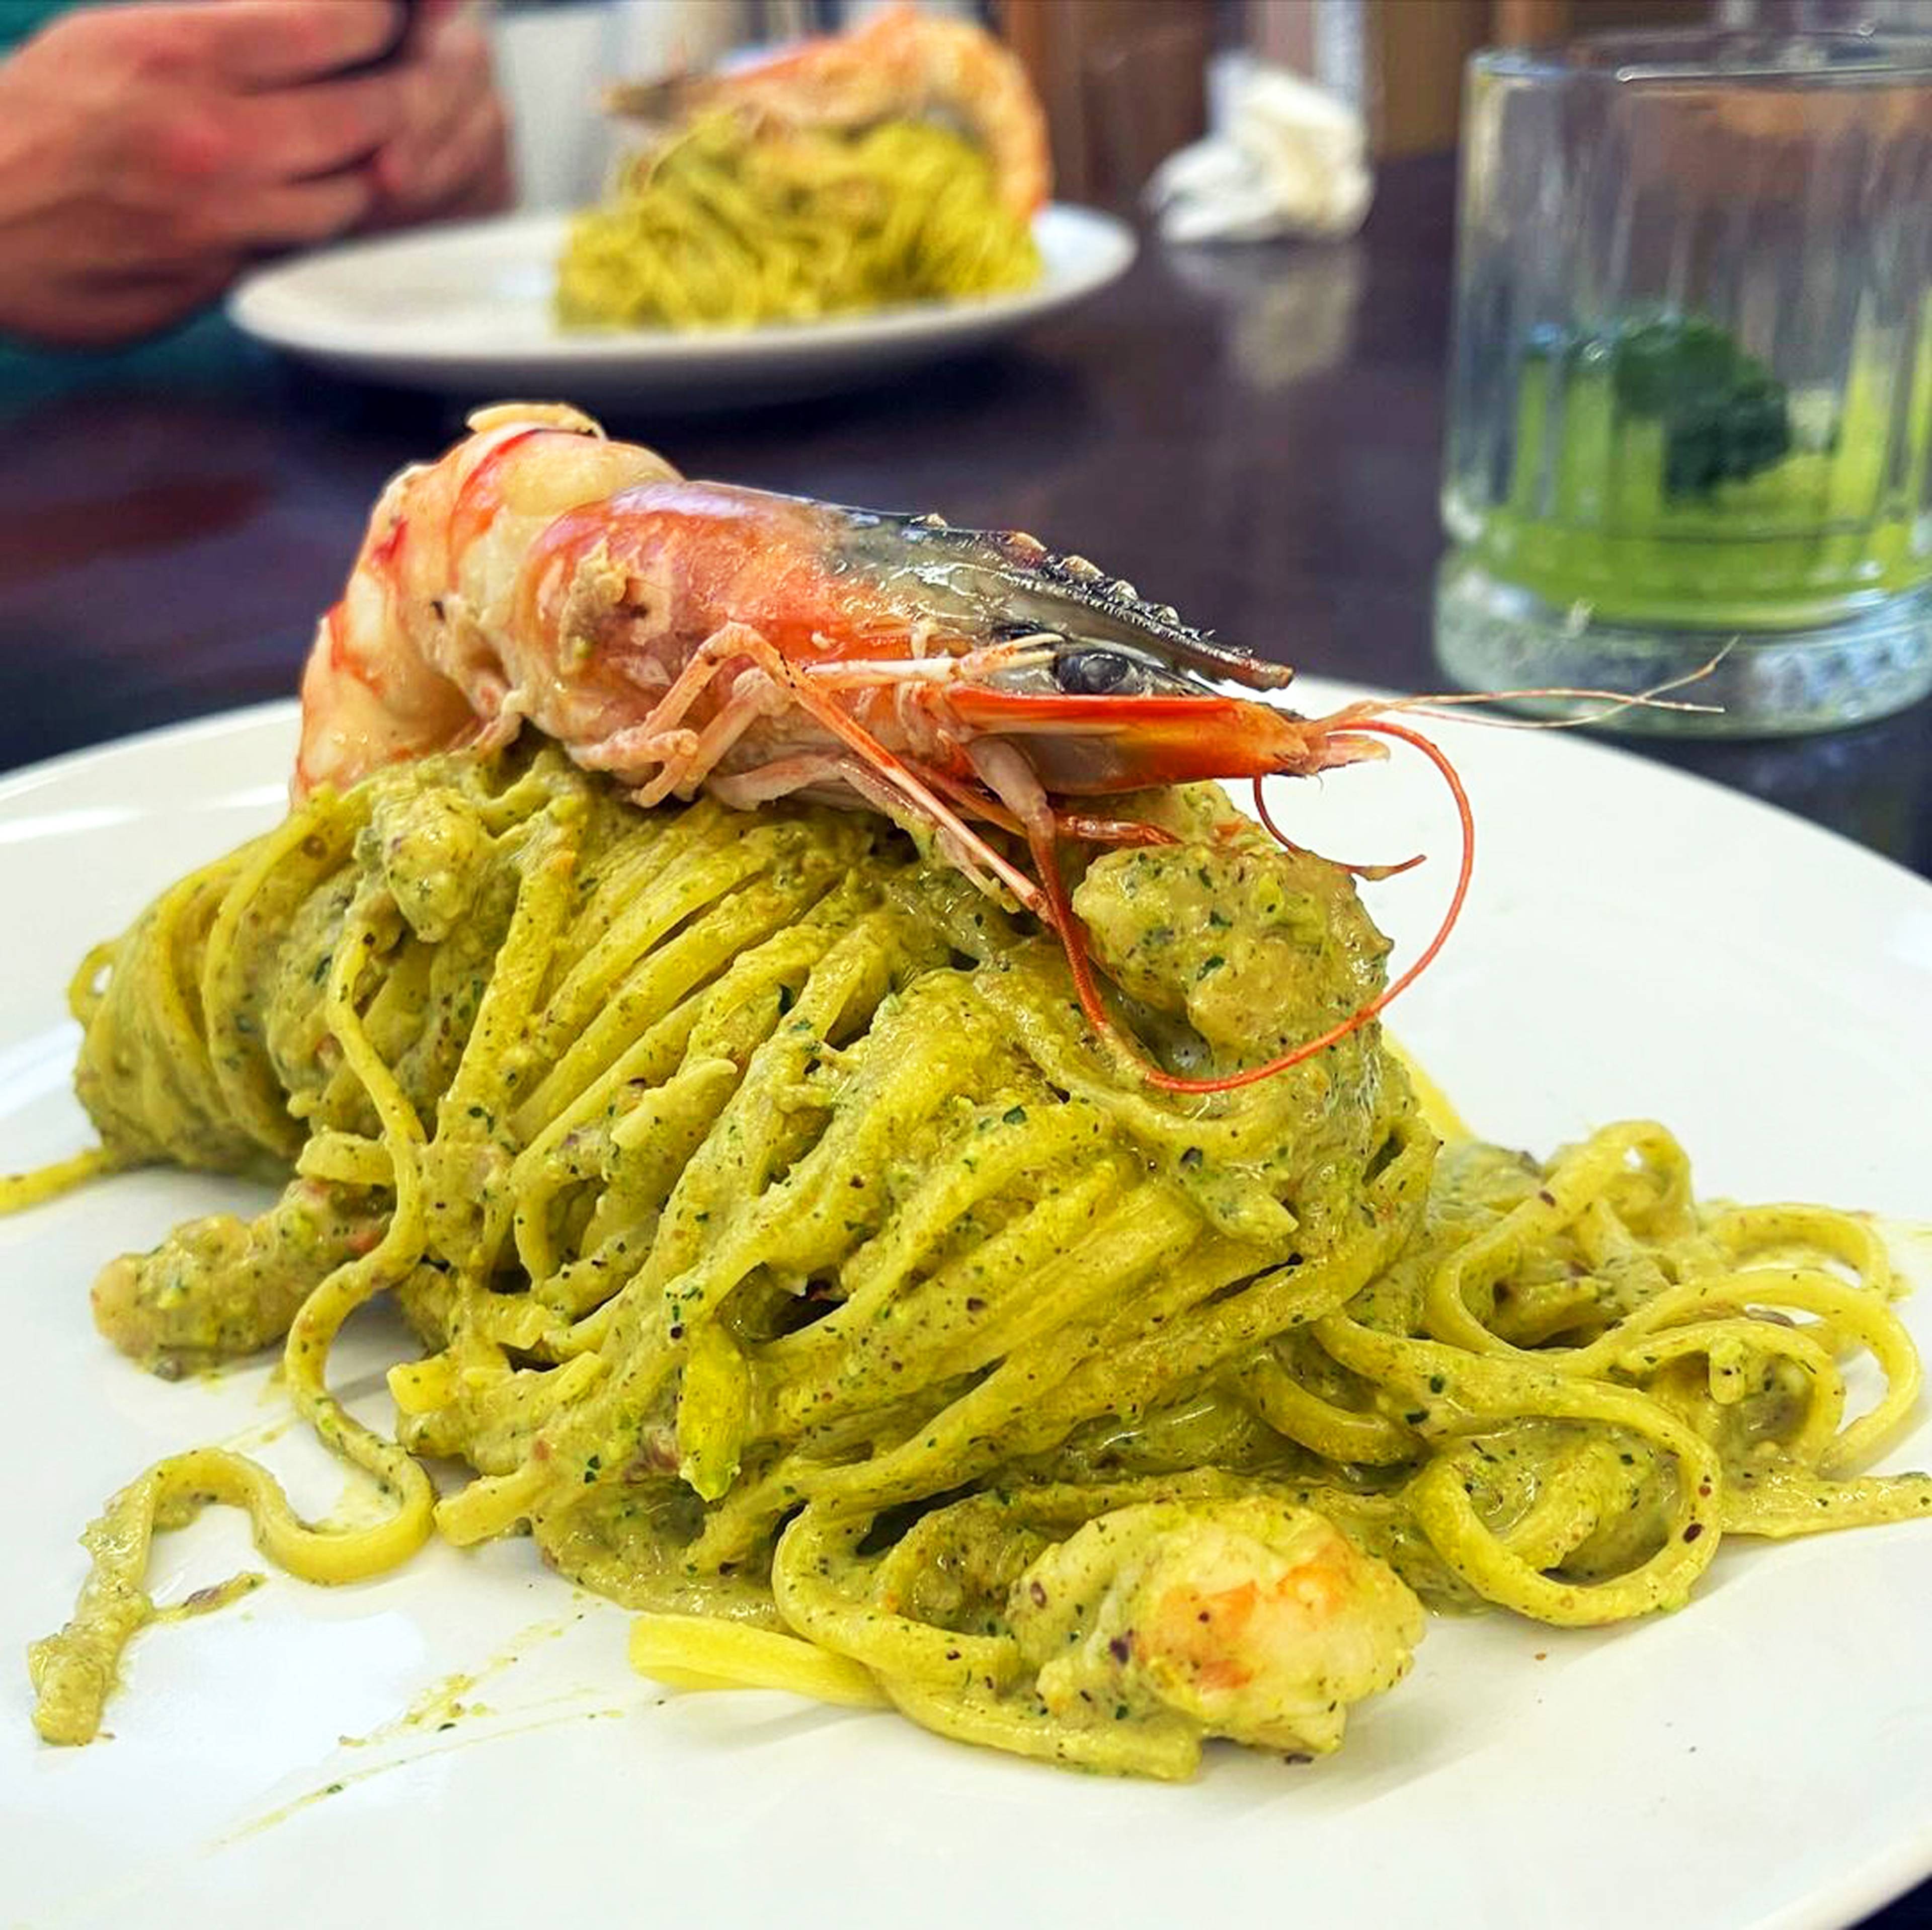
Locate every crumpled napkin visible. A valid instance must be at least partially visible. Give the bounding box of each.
[1147,56,1372,245]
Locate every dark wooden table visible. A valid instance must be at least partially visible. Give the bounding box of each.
[6,154,1931,887]
[0,155,1925,1927]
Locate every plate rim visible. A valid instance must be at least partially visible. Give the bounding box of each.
[0,699,297,808]
[9,689,1926,916]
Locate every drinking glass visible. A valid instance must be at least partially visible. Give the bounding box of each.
[1436,31,1932,734]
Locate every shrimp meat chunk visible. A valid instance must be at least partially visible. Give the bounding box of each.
[1010,1497,1424,1757]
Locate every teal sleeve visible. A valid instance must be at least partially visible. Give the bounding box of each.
[0,1,75,57]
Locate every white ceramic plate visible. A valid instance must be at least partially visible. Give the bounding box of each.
[5,691,1931,1930]
[226,206,1136,407]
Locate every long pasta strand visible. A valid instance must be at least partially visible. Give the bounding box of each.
[556,114,1041,332]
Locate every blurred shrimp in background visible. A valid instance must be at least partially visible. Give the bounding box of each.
[0,0,512,348]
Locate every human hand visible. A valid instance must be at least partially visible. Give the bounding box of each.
[0,1,498,349]
[364,3,514,231]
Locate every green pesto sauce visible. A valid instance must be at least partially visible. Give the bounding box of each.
[71,748,1425,1641]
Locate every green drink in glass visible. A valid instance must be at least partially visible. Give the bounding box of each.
[1437,33,1932,734]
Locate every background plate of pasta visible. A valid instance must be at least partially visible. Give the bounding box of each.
[4,680,1932,1930]
[226,200,1133,409]
[230,8,1132,408]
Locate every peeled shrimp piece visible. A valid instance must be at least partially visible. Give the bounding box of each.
[1010,1497,1423,1755]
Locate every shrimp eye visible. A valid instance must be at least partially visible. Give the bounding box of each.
[1054,650,1137,695]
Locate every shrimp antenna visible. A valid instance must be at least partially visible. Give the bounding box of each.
[1389,647,1731,731]
[1249,779,1425,883]
[1048,721,1474,1097]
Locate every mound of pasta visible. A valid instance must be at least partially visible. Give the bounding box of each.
[17,747,1931,1776]
[555,111,1041,331]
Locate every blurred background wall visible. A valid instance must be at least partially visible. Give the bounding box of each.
[489,0,1932,210]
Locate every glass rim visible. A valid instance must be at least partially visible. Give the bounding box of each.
[1475,27,1932,87]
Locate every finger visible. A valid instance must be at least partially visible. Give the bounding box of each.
[405,0,472,34]
[378,83,507,216]
[232,66,413,180]
[398,92,514,220]
[215,169,375,250]
[440,115,516,221]
[360,95,512,234]
[134,1,405,90]
[372,18,500,208]
[369,19,491,203]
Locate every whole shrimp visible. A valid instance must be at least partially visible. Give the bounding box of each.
[606,4,1051,219]
[296,404,1475,1096]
